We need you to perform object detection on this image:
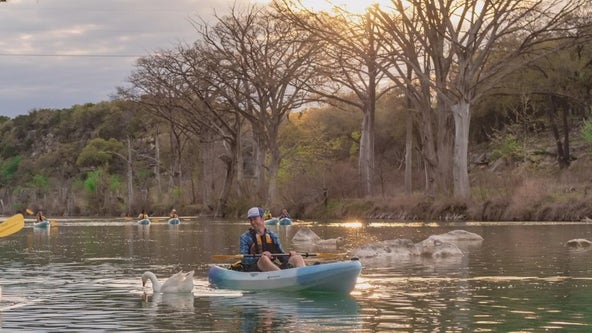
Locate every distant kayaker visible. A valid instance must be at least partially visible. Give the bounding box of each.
[239,207,305,272]
[137,210,149,219]
[169,209,178,219]
[279,208,290,219]
[36,210,46,222]
[263,209,272,220]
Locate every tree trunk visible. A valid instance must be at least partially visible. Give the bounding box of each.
[154,130,162,194]
[436,101,454,195]
[561,104,571,168]
[404,100,413,195]
[419,105,439,198]
[255,136,267,203]
[451,101,471,200]
[216,140,238,217]
[126,137,133,216]
[359,110,375,198]
[267,142,281,208]
[360,34,378,198]
[199,141,213,207]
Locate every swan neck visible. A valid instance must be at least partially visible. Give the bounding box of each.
[146,272,161,292]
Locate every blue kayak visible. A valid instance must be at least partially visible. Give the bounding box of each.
[33,220,50,228]
[279,217,292,225]
[168,217,180,224]
[265,218,279,225]
[138,218,151,225]
[208,259,362,294]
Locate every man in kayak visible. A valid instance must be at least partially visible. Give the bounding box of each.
[239,207,305,272]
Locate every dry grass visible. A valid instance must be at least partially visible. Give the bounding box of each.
[303,157,592,221]
[275,134,592,222]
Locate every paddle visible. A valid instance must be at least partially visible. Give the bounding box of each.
[211,252,346,261]
[0,213,25,238]
[128,214,161,222]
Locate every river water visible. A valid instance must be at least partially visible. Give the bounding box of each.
[1,217,592,332]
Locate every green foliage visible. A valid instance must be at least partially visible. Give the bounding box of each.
[31,174,49,192]
[172,186,182,200]
[76,138,124,168]
[0,156,21,186]
[279,107,358,174]
[109,174,123,192]
[580,120,592,145]
[490,133,524,161]
[134,167,154,189]
[84,170,101,193]
[350,130,361,157]
[0,120,24,158]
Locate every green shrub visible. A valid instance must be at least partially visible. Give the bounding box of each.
[490,133,524,161]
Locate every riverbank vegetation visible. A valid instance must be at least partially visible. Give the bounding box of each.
[1,0,592,221]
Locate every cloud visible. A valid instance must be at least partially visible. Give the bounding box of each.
[0,0,262,118]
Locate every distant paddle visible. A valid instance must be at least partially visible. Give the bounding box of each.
[211,252,346,261]
[125,215,161,222]
[0,214,25,238]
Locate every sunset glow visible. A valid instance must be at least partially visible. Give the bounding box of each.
[331,221,364,228]
[296,0,393,14]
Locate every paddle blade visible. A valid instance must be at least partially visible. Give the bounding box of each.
[26,208,34,215]
[0,214,25,238]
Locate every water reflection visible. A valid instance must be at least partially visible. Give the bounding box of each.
[207,292,361,332]
[137,224,150,239]
[2,219,592,331]
[142,292,195,311]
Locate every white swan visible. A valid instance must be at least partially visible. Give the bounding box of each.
[141,270,194,293]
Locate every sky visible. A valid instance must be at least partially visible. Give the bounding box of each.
[0,0,267,118]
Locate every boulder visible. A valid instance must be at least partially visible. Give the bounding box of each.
[349,238,417,258]
[566,238,592,248]
[291,228,321,242]
[415,238,464,258]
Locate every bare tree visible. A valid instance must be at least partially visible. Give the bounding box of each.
[374,0,592,200]
[195,3,323,207]
[122,47,242,216]
[373,3,449,198]
[275,0,394,198]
